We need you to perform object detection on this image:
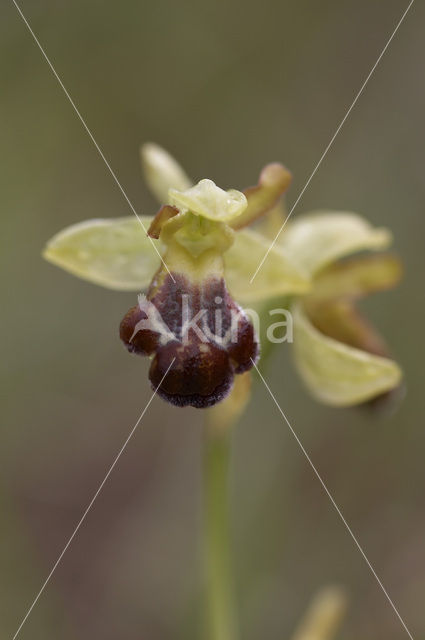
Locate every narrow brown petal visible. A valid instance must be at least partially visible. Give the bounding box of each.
[305,298,389,357]
[231,163,292,230]
[311,253,402,302]
[147,204,180,239]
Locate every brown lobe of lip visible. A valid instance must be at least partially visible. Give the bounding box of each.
[119,273,259,408]
[149,341,234,408]
[119,305,159,356]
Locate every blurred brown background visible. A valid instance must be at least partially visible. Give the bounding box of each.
[1,0,424,638]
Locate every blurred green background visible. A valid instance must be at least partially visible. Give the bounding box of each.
[1,0,424,638]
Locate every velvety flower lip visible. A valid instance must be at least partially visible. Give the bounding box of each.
[120,273,258,408]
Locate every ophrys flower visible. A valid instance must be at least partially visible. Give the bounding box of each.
[44,145,308,407]
[44,143,402,409]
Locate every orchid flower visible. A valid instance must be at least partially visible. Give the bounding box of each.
[43,143,402,409]
[44,144,307,407]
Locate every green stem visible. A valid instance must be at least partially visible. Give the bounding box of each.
[203,425,238,640]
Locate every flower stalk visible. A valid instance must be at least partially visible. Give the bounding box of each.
[203,421,238,640]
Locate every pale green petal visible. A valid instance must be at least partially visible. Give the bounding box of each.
[224,228,310,303]
[169,179,247,222]
[43,217,161,290]
[140,142,192,204]
[280,211,392,275]
[293,304,402,406]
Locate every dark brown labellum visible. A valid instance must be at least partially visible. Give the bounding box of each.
[120,273,259,408]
